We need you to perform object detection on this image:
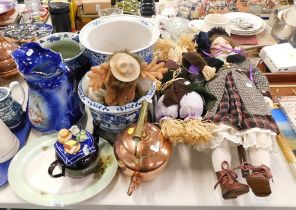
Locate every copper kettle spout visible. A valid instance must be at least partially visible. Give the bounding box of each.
[127,172,142,196]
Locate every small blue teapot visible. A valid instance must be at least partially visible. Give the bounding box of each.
[12,42,84,133]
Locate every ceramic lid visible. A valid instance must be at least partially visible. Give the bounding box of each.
[0,1,15,15]
[114,122,171,173]
[0,35,17,61]
[54,131,97,167]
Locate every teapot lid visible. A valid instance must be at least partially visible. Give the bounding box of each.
[54,126,97,167]
[114,123,171,173]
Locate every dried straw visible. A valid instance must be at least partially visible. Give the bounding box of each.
[160,118,216,146]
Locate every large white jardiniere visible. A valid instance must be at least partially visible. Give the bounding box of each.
[79,15,160,66]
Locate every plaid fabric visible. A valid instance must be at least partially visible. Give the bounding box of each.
[205,60,273,119]
[208,72,279,133]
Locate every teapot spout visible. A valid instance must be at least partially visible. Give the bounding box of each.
[127,172,142,196]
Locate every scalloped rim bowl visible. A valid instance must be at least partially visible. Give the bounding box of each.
[78,77,156,114]
[78,77,156,132]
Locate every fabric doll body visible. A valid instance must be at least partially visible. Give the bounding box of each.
[193,28,279,199]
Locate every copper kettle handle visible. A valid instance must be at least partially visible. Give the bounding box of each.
[133,100,148,144]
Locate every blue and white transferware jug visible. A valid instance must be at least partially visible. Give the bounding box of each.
[0,81,25,129]
[12,42,84,133]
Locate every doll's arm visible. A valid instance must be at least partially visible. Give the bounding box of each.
[252,66,274,108]
[252,66,272,98]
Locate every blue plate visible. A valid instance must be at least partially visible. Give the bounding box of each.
[0,113,31,187]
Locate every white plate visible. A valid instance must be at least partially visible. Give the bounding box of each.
[8,134,118,207]
[225,12,266,35]
[230,20,266,36]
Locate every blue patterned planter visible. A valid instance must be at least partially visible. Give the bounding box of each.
[78,78,156,133]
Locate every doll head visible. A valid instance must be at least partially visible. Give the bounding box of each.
[194,27,236,58]
[209,35,234,57]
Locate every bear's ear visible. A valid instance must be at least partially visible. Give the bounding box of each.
[226,54,246,64]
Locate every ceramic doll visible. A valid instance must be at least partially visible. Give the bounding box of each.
[192,28,279,199]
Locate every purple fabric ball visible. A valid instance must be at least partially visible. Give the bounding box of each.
[156,95,179,121]
[179,92,204,119]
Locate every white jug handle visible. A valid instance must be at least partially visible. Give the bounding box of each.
[9,81,26,106]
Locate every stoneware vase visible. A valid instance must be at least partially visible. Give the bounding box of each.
[0,81,25,129]
[12,42,84,133]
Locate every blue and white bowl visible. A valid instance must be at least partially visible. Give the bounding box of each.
[37,32,91,83]
[79,15,160,66]
[78,77,156,133]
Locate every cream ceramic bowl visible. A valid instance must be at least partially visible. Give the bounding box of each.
[79,15,160,66]
[202,14,229,32]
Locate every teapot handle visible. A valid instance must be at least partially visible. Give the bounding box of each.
[48,160,66,178]
[132,100,149,157]
[9,81,25,107]
[133,100,149,141]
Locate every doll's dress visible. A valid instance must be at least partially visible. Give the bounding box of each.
[194,57,279,152]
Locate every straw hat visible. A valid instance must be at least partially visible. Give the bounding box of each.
[110,53,140,82]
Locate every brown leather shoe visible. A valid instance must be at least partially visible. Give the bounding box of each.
[241,163,273,197]
[214,161,249,199]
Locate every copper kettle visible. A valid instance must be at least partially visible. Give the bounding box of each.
[0,34,18,78]
[114,100,172,196]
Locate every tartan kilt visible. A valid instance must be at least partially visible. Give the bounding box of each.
[207,72,279,134]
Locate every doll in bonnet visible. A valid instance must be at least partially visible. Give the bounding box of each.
[192,28,279,199]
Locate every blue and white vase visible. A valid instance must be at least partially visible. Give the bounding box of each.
[12,42,84,133]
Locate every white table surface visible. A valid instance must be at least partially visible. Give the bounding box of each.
[1,77,296,210]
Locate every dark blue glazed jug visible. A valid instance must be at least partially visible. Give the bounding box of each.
[12,42,84,133]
